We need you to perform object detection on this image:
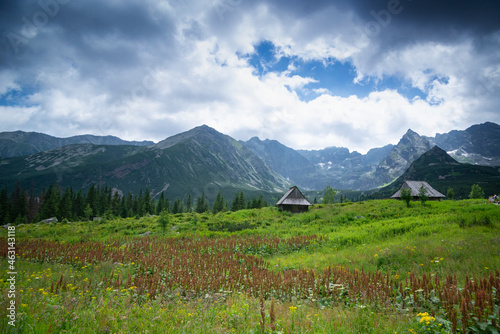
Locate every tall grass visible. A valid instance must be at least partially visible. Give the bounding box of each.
[2,199,499,333]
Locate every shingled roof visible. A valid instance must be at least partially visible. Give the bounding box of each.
[277,186,313,206]
[391,180,445,199]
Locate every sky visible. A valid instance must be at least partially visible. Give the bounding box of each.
[1,0,499,153]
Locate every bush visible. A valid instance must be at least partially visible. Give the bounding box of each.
[400,188,412,208]
[469,184,485,199]
[158,210,170,234]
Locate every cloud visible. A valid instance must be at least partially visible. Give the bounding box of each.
[0,0,499,153]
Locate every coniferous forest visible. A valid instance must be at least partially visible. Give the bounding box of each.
[0,183,268,225]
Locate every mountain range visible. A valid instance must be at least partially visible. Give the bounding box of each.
[0,126,288,202]
[1,122,500,201]
[0,130,154,158]
[374,145,500,200]
[245,122,500,191]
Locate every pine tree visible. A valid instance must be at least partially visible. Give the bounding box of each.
[156,192,165,215]
[84,203,93,221]
[212,191,224,214]
[27,185,39,224]
[231,193,240,211]
[0,187,9,224]
[99,186,110,217]
[59,187,73,220]
[164,197,171,213]
[119,195,128,218]
[231,192,246,211]
[239,192,245,210]
[11,183,28,222]
[137,190,145,217]
[257,195,266,208]
[111,191,120,217]
[144,189,152,215]
[73,190,85,219]
[251,197,258,209]
[195,192,209,213]
[40,184,60,219]
[172,198,184,214]
[186,193,192,213]
[86,185,99,217]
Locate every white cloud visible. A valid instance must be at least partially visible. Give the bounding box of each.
[0,0,499,154]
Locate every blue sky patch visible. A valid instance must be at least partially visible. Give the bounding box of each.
[242,41,427,102]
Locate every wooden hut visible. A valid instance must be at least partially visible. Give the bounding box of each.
[276,186,313,213]
[391,180,445,201]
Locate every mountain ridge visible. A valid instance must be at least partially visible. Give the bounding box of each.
[374,145,500,200]
[1,122,500,196]
[0,130,154,158]
[0,126,289,201]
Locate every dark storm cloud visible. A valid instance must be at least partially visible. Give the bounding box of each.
[0,0,181,104]
[1,0,177,68]
[351,0,500,34]
[249,0,500,50]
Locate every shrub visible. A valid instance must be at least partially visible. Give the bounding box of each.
[158,210,170,234]
[469,184,485,199]
[400,188,412,208]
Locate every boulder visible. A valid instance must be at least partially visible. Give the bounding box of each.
[40,217,58,224]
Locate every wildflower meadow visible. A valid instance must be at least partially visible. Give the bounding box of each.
[1,199,499,333]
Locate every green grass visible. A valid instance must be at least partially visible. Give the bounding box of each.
[2,199,499,333]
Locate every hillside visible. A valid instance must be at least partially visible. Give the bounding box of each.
[427,121,500,165]
[0,126,289,201]
[0,130,154,158]
[243,137,317,186]
[374,146,500,199]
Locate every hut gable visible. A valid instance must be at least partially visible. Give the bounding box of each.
[276,186,313,213]
[391,180,445,200]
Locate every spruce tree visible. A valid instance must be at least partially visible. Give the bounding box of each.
[27,185,39,224]
[40,184,60,219]
[86,185,99,217]
[164,197,171,213]
[144,189,152,215]
[73,190,85,219]
[119,196,128,218]
[186,193,192,213]
[137,190,145,217]
[195,192,209,213]
[11,183,28,222]
[111,191,121,217]
[59,187,73,220]
[156,192,165,215]
[231,193,240,211]
[0,187,9,224]
[212,191,224,214]
[173,198,184,214]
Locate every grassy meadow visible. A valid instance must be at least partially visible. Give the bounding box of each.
[1,199,499,333]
